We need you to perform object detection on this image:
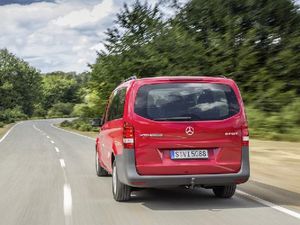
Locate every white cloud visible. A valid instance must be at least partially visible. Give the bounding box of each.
[0,0,169,73]
[90,42,105,51]
[0,0,116,73]
[53,0,116,28]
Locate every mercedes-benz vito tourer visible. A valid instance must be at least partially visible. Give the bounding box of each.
[94,76,250,201]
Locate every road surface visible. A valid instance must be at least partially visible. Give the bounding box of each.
[0,119,299,225]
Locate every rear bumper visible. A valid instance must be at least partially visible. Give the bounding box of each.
[116,147,250,188]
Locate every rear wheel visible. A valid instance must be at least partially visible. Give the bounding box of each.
[112,160,131,202]
[212,185,236,198]
[95,150,108,176]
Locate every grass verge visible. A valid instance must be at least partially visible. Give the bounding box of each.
[250,139,300,194]
[57,124,98,139]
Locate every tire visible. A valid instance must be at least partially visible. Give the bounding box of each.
[112,160,131,202]
[95,150,108,177]
[213,184,236,198]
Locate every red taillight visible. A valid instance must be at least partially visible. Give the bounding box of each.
[242,125,249,147]
[123,122,134,149]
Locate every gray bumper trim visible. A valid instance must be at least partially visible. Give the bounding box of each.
[116,147,250,188]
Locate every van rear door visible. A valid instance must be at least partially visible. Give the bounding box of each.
[132,81,244,175]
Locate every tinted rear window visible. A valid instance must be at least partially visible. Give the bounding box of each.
[134,83,240,121]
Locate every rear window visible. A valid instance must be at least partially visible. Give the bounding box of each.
[134,83,240,121]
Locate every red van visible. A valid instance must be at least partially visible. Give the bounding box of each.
[94,76,250,201]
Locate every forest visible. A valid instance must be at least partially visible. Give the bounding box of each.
[1,0,300,141]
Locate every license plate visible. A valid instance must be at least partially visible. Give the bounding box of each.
[170,149,208,160]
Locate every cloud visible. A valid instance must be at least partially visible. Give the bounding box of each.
[0,0,173,73]
[0,0,117,72]
[0,0,55,5]
[53,0,116,28]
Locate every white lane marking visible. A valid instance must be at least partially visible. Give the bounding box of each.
[33,125,49,137]
[50,123,94,141]
[55,147,60,153]
[237,190,300,220]
[63,184,72,216]
[0,122,22,143]
[12,120,300,222]
[32,124,41,132]
[59,159,66,168]
[50,140,55,144]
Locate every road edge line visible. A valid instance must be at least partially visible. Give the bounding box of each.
[0,122,22,143]
[50,123,95,141]
[237,190,300,220]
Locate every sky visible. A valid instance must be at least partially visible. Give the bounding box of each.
[0,0,299,73]
[0,0,165,73]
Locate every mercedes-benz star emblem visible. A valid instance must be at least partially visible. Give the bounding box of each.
[185,126,194,136]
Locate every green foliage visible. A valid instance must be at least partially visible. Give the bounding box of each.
[0,107,28,123]
[41,72,80,109]
[0,122,4,128]
[72,104,88,117]
[32,104,47,118]
[0,48,88,123]
[0,49,41,116]
[246,101,300,141]
[281,98,300,126]
[1,1,300,141]
[87,0,300,141]
[77,123,93,132]
[60,118,96,132]
[72,89,103,117]
[60,120,72,127]
[47,102,74,118]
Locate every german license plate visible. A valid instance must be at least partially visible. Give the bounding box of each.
[170,149,208,160]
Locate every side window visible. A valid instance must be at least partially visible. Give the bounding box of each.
[116,88,126,119]
[107,92,118,122]
[106,88,127,122]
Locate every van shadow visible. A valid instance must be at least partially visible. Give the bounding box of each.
[129,187,262,211]
[128,180,300,211]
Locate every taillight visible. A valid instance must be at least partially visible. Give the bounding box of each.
[242,125,249,147]
[123,122,134,149]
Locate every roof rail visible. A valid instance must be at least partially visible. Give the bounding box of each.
[123,75,137,83]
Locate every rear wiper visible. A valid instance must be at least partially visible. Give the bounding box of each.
[153,117,192,121]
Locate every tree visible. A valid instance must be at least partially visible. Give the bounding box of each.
[87,0,300,140]
[41,72,81,109]
[176,0,300,110]
[0,49,41,117]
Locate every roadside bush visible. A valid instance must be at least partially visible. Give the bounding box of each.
[60,120,72,127]
[47,102,74,118]
[0,122,4,128]
[71,118,93,131]
[0,107,27,123]
[33,104,47,118]
[246,102,300,141]
[59,118,97,132]
[281,99,300,127]
[71,90,102,118]
[71,104,91,117]
[77,123,92,132]
[71,122,80,129]
[246,106,267,137]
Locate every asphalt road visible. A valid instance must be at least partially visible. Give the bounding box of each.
[0,119,299,225]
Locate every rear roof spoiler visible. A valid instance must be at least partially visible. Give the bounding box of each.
[123,76,137,83]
